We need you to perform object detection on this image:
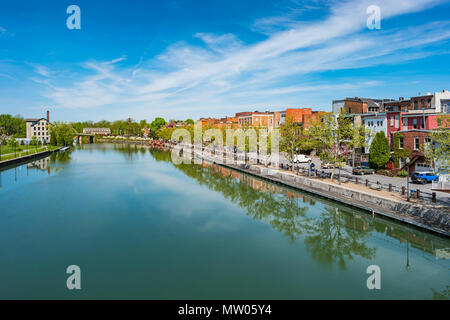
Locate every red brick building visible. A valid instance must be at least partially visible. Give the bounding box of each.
[393,129,433,173]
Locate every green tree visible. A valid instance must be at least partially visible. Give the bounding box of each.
[151,118,166,131]
[348,124,373,168]
[369,131,390,169]
[280,118,309,171]
[308,109,353,179]
[185,119,194,125]
[50,123,76,146]
[30,136,38,146]
[0,114,26,137]
[423,115,450,172]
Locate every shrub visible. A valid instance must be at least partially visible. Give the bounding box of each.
[397,170,408,178]
[376,169,392,177]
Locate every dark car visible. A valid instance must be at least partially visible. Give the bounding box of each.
[353,166,375,175]
[411,171,439,184]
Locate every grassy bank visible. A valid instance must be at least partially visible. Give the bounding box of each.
[0,145,61,162]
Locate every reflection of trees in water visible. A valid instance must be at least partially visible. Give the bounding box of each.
[110,143,149,161]
[149,149,376,269]
[49,149,73,164]
[304,207,376,270]
[114,146,447,271]
[429,285,450,300]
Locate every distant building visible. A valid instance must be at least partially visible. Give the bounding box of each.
[26,110,50,143]
[332,97,393,114]
[362,113,387,153]
[237,111,274,128]
[83,128,111,136]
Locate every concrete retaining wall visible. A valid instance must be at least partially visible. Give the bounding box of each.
[0,148,61,169]
[234,163,450,236]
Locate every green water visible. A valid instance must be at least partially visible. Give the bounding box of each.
[0,143,449,299]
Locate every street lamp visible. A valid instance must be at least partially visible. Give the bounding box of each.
[406,157,410,201]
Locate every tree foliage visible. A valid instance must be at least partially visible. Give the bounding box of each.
[50,123,76,146]
[369,131,390,169]
[0,114,26,137]
[423,114,450,172]
[307,109,353,178]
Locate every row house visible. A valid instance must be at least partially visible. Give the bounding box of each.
[332,97,394,115]
[361,113,387,153]
[196,107,327,133]
[214,116,238,129]
[237,111,275,128]
[340,90,449,174]
[385,90,450,113]
[394,129,433,172]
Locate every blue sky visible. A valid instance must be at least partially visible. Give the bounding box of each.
[0,0,449,122]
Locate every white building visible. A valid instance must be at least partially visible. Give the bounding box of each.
[362,113,387,153]
[432,89,450,113]
[26,112,50,143]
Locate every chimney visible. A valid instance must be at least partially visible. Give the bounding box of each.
[47,110,50,122]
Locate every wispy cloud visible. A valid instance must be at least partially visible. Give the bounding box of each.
[27,0,450,118]
[32,64,53,77]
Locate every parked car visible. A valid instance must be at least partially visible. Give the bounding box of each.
[353,166,375,175]
[293,154,312,163]
[411,171,439,184]
[321,162,334,169]
[321,162,344,169]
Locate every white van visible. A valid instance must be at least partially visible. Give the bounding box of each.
[293,154,312,163]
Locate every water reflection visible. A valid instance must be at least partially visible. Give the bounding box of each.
[146,147,449,271]
[0,143,448,299]
[0,149,74,191]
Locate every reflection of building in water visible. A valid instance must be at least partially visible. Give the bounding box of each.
[27,157,50,173]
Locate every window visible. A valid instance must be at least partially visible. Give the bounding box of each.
[348,108,352,114]
[421,99,425,108]
[395,115,399,128]
[403,118,408,128]
[414,100,418,109]
[414,137,420,150]
[421,117,425,129]
[413,118,417,129]
[390,116,394,126]
[428,99,432,107]
[399,137,404,149]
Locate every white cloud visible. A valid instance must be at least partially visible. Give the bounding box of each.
[32,64,53,77]
[30,0,450,119]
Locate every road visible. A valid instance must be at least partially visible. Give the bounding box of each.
[291,156,450,205]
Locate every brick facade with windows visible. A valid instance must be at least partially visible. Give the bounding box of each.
[394,130,431,174]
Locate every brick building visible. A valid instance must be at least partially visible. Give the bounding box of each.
[393,129,433,173]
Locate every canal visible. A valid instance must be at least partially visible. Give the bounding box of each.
[0,143,449,299]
